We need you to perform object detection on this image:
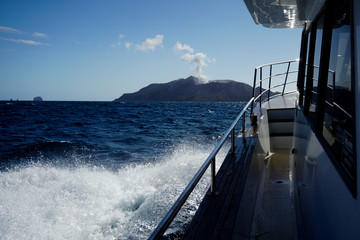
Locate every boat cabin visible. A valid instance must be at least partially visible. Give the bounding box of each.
[149,0,360,239]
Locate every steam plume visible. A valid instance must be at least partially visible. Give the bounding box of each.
[174,41,215,83]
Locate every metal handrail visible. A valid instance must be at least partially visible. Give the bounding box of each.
[148,98,254,239]
[264,90,299,101]
[251,59,299,113]
[148,59,300,240]
[253,80,298,103]
[255,70,299,86]
[255,59,299,69]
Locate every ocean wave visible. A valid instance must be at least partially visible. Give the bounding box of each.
[0,141,94,170]
[0,142,228,239]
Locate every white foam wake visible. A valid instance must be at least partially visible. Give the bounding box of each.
[0,142,228,240]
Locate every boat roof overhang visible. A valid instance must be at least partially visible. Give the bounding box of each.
[244,0,326,29]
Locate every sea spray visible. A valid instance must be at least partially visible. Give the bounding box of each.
[1,101,244,239]
[0,142,228,240]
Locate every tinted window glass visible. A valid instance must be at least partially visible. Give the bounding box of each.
[322,1,354,179]
[302,32,311,106]
[308,16,324,123]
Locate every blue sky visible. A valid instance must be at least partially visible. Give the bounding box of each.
[0,0,302,101]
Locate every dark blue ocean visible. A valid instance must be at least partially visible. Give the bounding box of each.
[0,101,246,239]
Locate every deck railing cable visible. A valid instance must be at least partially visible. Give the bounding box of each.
[148,59,299,240]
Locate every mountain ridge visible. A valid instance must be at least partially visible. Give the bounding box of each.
[115,76,256,102]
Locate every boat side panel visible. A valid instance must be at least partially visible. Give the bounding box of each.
[294,108,360,239]
[354,0,360,199]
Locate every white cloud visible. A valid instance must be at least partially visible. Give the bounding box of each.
[32,32,49,38]
[0,37,47,46]
[135,34,163,52]
[173,41,194,53]
[125,41,132,49]
[0,26,51,46]
[0,25,23,34]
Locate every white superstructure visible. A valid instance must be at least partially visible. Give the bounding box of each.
[149,0,360,239]
[246,0,360,238]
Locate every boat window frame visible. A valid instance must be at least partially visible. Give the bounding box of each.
[297,0,357,197]
[297,26,308,105]
[303,21,317,118]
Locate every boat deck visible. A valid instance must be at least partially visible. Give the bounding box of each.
[248,148,296,239]
[183,140,296,239]
[182,93,299,239]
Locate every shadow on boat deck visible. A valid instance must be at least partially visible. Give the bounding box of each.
[181,135,258,240]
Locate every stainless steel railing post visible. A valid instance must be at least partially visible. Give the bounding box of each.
[231,128,235,155]
[268,65,272,101]
[211,156,216,195]
[282,62,291,95]
[242,114,246,142]
[260,67,263,109]
[251,68,257,115]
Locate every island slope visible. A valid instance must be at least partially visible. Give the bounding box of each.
[115,76,258,102]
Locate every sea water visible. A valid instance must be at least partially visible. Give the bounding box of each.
[0,101,246,239]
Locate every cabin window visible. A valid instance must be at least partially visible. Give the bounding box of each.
[322,0,355,180]
[299,0,356,193]
[303,14,324,124]
[309,15,324,123]
[301,32,311,106]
